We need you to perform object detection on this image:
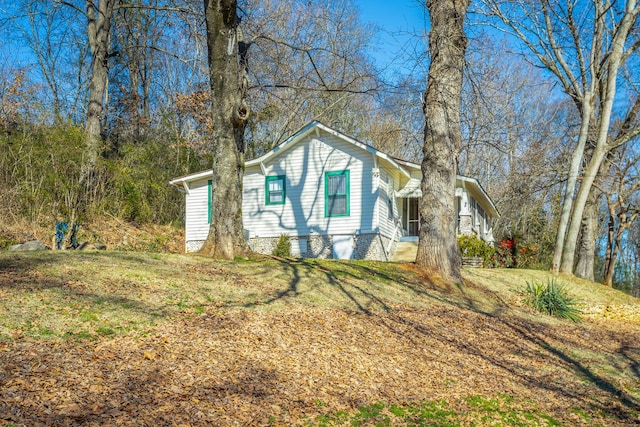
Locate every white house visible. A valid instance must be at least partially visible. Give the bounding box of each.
[170,121,498,260]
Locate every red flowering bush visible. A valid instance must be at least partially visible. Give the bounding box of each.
[489,238,540,268]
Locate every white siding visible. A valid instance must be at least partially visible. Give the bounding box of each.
[185,179,210,242]
[243,131,376,238]
[377,163,401,239]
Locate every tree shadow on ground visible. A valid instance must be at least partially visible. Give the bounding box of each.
[236,257,640,424]
[0,252,186,324]
[3,252,639,424]
[240,257,511,317]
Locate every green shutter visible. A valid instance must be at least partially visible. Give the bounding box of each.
[207,179,212,224]
[324,170,350,217]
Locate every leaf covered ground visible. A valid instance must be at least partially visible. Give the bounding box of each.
[1,252,640,426]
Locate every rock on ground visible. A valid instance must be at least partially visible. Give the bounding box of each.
[7,240,47,251]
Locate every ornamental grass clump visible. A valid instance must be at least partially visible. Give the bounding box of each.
[523,278,582,322]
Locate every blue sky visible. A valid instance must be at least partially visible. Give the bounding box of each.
[354,0,428,76]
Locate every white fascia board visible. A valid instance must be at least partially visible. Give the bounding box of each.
[245,120,411,179]
[394,158,420,169]
[314,122,411,179]
[376,153,411,179]
[169,169,213,187]
[245,121,319,168]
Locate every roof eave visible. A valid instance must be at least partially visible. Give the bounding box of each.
[457,175,500,218]
[245,120,320,168]
[169,169,213,186]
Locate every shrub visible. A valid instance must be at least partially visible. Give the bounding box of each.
[491,237,543,269]
[523,278,582,322]
[0,236,18,250]
[495,238,517,268]
[458,234,495,266]
[272,234,291,257]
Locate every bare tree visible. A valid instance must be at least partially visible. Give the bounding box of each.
[592,128,640,286]
[480,0,640,275]
[460,37,570,255]
[241,0,381,156]
[416,0,470,282]
[110,2,165,142]
[2,0,90,124]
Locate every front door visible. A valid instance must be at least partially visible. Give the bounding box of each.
[403,198,420,236]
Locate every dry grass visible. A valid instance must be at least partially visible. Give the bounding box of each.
[1,216,185,252]
[464,267,640,322]
[1,251,640,426]
[0,252,492,341]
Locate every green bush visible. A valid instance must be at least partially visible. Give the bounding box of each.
[0,236,18,250]
[458,234,495,265]
[272,234,291,257]
[523,278,582,322]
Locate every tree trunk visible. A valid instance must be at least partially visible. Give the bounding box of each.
[603,219,617,287]
[603,205,615,284]
[200,0,250,259]
[84,0,115,174]
[574,187,598,280]
[551,95,593,273]
[416,0,470,283]
[604,215,626,287]
[604,211,634,287]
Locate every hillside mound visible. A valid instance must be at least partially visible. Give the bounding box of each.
[1,217,184,253]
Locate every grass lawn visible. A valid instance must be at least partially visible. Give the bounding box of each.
[1,251,639,426]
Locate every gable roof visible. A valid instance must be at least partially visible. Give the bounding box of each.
[245,120,411,179]
[170,120,411,187]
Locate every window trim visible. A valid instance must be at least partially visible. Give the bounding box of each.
[324,170,350,217]
[478,205,487,234]
[265,175,286,205]
[470,198,476,227]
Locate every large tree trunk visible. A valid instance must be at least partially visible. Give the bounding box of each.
[84,0,115,174]
[416,0,470,283]
[66,0,115,222]
[574,187,598,280]
[200,0,250,259]
[560,136,608,274]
